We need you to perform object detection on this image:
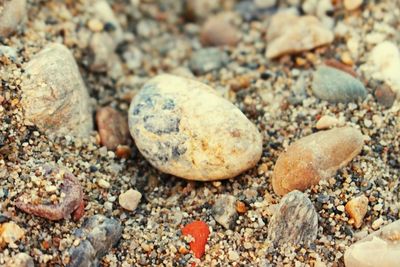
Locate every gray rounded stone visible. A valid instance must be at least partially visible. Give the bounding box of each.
[189,48,229,75]
[312,65,367,103]
[128,74,262,181]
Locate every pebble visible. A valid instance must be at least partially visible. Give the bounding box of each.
[266,13,334,59]
[315,115,340,130]
[128,74,263,181]
[344,0,363,11]
[0,221,25,247]
[96,107,130,150]
[5,253,34,267]
[228,250,240,261]
[369,41,400,96]
[185,0,220,21]
[374,85,396,108]
[0,0,26,37]
[118,189,142,211]
[267,191,318,246]
[21,43,93,137]
[345,195,368,228]
[0,45,18,62]
[200,14,240,47]
[344,220,400,267]
[68,215,122,267]
[189,48,229,74]
[212,194,238,229]
[98,179,111,189]
[181,221,210,259]
[272,127,364,196]
[312,66,367,103]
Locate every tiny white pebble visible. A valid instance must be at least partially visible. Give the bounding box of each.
[98,179,111,189]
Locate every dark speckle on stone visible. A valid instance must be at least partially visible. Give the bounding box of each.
[143,115,180,135]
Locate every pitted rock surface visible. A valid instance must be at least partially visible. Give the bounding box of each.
[128,74,262,181]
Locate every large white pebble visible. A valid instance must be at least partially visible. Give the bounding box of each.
[128,74,262,181]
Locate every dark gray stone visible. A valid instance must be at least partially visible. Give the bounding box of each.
[312,66,367,103]
[212,194,238,229]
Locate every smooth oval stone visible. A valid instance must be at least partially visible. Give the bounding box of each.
[272,127,364,196]
[128,74,262,181]
[344,220,400,267]
[267,190,318,246]
[312,66,367,103]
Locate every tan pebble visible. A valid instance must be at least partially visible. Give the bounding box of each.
[344,0,363,11]
[345,195,368,228]
[119,189,142,211]
[98,179,111,189]
[316,115,340,130]
[372,217,384,230]
[96,107,130,150]
[115,145,131,159]
[272,127,364,196]
[0,222,25,246]
[87,18,103,32]
[200,14,239,47]
[228,250,240,261]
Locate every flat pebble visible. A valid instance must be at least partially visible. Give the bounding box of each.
[128,74,262,181]
[118,189,142,211]
[369,41,400,96]
[21,43,93,137]
[312,66,367,103]
[267,190,318,246]
[68,215,122,267]
[200,14,240,47]
[272,127,364,195]
[0,0,26,37]
[345,195,368,228]
[315,115,340,130]
[189,48,229,75]
[344,220,400,267]
[266,13,334,59]
[96,107,130,150]
[212,194,238,229]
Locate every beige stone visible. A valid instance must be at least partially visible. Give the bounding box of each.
[129,74,263,181]
[266,13,334,59]
[316,115,340,130]
[344,220,400,267]
[272,127,364,195]
[0,222,25,247]
[344,0,363,11]
[0,0,26,37]
[21,43,93,137]
[119,189,142,211]
[345,195,368,228]
[200,14,240,47]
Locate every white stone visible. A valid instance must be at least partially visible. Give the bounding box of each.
[119,189,142,211]
[344,220,400,267]
[128,74,263,181]
[344,0,363,11]
[266,13,334,59]
[369,41,400,97]
[21,43,93,137]
[98,179,111,189]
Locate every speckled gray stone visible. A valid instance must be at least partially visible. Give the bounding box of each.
[21,43,93,137]
[128,74,262,181]
[189,48,229,75]
[312,66,367,103]
[0,0,26,37]
[212,194,238,229]
[68,215,122,267]
[267,190,318,246]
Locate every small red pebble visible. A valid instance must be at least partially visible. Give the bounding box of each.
[181,221,210,259]
[72,200,85,221]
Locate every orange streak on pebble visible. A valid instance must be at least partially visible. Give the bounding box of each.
[181,221,210,259]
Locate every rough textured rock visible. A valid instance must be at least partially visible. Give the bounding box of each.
[128,74,262,181]
[96,107,130,150]
[266,13,334,59]
[189,48,229,74]
[0,221,25,247]
[200,14,240,47]
[212,194,238,229]
[118,189,142,211]
[345,195,368,228]
[272,127,364,196]
[369,42,400,97]
[267,191,318,246]
[344,220,400,267]
[5,253,34,267]
[312,66,367,103]
[68,215,122,267]
[0,0,26,37]
[21,43,93,137]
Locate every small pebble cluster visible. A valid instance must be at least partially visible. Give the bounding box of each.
[0,0,399,266]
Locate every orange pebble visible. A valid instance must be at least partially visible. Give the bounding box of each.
[181,221,210,259]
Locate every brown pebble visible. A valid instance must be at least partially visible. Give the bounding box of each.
[272,127,364,196]
[324,59,357,77]
[96,106,130,150]
[115,145,131,159]
[374,85,396,109]
[236,201,247,214]
[200,14,239,47]
[229,75,251,92]
[345,195,368,228]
